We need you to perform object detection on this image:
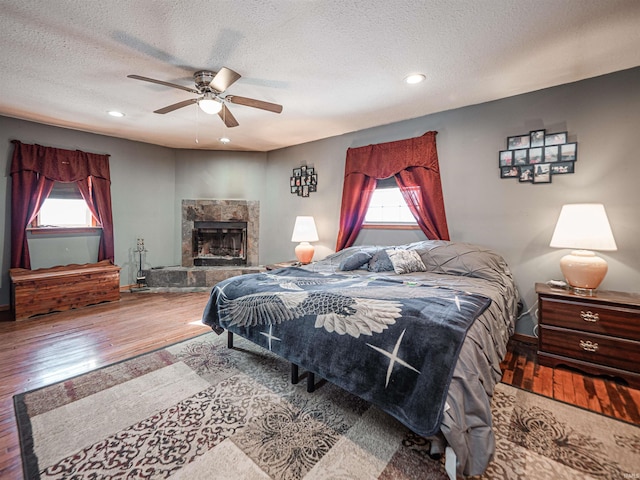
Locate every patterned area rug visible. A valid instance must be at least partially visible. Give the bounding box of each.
[14,332,640,479]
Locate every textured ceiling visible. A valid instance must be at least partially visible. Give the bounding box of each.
[1,0,639,152]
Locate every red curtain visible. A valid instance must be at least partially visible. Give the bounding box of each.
[336,131,449,251]
[10,140,114,269]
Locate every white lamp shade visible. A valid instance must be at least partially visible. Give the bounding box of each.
[550,203,617,294]
[550,204,617,251]
[291,216,319,242]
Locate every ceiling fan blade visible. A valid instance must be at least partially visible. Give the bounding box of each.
[226,95,283,114]
[128,74,198,94]
[218,104,239,128]
[154,98,198,114]
[210,67,241,92]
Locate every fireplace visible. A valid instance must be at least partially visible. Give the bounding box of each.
[182,199,259,267]
[193,221,247,266]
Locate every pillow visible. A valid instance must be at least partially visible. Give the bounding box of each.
[338,251,373,271]
[367,249,395,272]
[413,241,512,283]
[387,249,427,275]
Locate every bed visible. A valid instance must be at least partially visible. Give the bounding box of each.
[202,240,519,478]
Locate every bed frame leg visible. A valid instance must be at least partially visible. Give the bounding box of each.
[227,331,234,349]
[291,364,299,384]
[307,372,315,393]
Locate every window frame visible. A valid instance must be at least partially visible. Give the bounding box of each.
[362,177,420,230]
[29,181,101,235]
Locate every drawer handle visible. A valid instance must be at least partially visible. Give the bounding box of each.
[580,310,599,323]
[580,340,599,352]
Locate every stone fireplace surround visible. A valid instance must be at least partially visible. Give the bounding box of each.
[144,199,261,288]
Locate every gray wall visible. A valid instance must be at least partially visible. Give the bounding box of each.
[173,149,267,263]
[0,117,178,299]
[262,67,640,335]
[1,67,638,337]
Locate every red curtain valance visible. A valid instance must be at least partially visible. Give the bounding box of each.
[10,140,114,269]
[336,131,449,250]
[344,131,440,179]
[10,140,111,182]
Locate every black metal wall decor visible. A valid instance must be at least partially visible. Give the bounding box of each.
[499,130,577,184]
[290,165,318,197]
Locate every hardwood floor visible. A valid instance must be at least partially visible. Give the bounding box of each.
[0,292,638,479]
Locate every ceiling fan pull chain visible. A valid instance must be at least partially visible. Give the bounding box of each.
[195,106,199,144]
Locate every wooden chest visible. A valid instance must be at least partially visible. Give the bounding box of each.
[536,282,640,388]
[9,260,121,321]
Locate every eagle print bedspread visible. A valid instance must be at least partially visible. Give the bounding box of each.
[202,266,491,437]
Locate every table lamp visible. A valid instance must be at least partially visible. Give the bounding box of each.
[549,203,617,296]
[291,216,319,264]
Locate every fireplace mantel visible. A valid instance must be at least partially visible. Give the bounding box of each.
[182,199,259,267]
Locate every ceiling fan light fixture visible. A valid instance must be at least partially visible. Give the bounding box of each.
[198,94,222,115]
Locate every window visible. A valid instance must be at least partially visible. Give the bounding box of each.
[33,182,97,229]
[364,177,417,227]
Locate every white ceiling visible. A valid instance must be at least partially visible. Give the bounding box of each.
[1,0,639,152]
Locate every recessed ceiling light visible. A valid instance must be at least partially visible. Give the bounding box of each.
[107,110,125,117]
[404,74,426,85]
[219,137,231,144]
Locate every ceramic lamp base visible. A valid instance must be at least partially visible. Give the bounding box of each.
[294,241,315,264]
[559,250,608,296]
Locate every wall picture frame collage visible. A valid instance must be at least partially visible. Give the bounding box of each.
[290,165,318,197]
[499,129,577,184]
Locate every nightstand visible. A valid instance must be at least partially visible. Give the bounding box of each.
[536,283,640,388]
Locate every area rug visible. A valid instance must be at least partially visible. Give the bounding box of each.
[14,332,640,480]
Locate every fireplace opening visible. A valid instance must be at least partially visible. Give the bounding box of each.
[193,221,247,266]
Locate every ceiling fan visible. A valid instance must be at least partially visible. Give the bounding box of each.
[127,67,283,128]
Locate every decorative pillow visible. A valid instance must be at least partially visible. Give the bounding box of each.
[386,248,427,275]
[367,249,395,272]
[338,251,373,271]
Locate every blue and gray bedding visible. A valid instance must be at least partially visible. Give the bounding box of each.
[202,240,519,477]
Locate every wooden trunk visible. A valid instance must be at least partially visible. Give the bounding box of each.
[9,260,121,321]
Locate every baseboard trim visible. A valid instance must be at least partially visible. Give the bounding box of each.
[512,332,537,345]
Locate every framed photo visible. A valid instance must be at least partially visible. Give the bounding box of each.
[533,164,552,184]
[293,167,302,177]
[551,162,575,175]
[514,149,528,165]
[529,147,543,164]
[507,135,530,150]
[530,130,545,148]
[311,174,318,184]
[307,167,314,176]
[499,150,513,167]
[302,185,309,197]
[309,184,317,192]
[290,186,298,194]
[545,132,567,146]
[500,166,519,178]
[544,145,559,163]
[300,165,307,175]
[518,165,534,183]
[560,142,577,162]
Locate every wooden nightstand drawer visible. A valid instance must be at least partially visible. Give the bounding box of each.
[539,325,640,373]
[539,297,640,341]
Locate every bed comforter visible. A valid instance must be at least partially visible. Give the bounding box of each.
[202,240,519,477]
